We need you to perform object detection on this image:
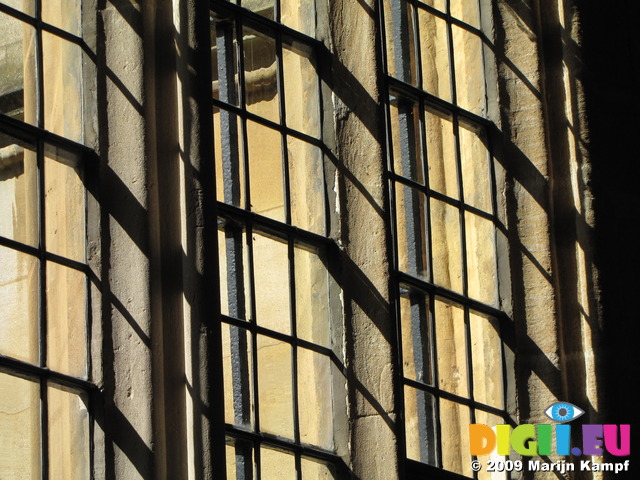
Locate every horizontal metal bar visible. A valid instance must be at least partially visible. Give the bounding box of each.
[225,425,347,467]
[217,203,336,249]
[387,77,492,128]
[0,114,98,161]
[395,271,507,319]
[403,377,509,420]
[210,0,324,51]
[0,354,98,392]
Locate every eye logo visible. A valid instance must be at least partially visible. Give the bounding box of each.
[544,402,584,423]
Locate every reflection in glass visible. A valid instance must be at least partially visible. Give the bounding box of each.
[435,298,468,397]
[257,335,293,439]
[288,138,325,234]
[431,199,462,293]
[395,183,428,280]
[247,120,284,221]
[243,26,279,123]
[283,40,320,137]
[404,386,437,464]
[222,324,254,428]
[399,287,432,385]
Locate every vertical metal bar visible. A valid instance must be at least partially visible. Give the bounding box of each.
[430,294,443,468]
[288,236,301,448]
[391,0,412,83]
[35,0,44,130]
[247,224,261,478]
[275,33,291,226]
[40,377,49,480]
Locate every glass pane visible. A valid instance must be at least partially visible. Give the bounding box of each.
[281,0,316,37]
[288,138,325,234]
[395,183,428,280]
[257,335,294,438]
[45,151,86,263]
[470,312,504,408]
[222,324,254,428]
[430,199,462,293]
[383,0,417,85]
[295,245,330,347]
[418,10,451,102]
[452,26,485,116]
[399,287,432,385]
[435,298,468,397]
[0,372,41,478]
[247,121,284,221]
[465,211,497,305]
[218,219,250,320]
[242,0,274,20]
[253,232,290,334]
[42,0,81,35]
[214,107,245,207]
[460,121,492,212]
[301,457,337,480]
[475,411,507,480]
[298,347,333,449]
[390,96,423,184]
[425,108,457,199]
[451,0,481,29]
[260,447,295,479]
[43,32,84,143]
[0,246,38,363]
[226,438,254,480]
[212,20,239,106]
[404,386,437,464]
[439,399,472,476]
[47,262,87,378]
[420,0,445,12]
[0,13,36,123]
[48,384,90,480]
[0,133,37,245]
[243,26,279,123]
[2,0,35,15]
[283,40,320,138]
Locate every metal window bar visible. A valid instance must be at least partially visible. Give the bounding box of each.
[211,4,343,478]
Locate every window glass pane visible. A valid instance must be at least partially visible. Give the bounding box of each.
[257,335,294,438]
[0,372,41,478]
[430,199,462,293]
[222,324,254,428]
[247,120,284,221]
[404,386,437,464]
[395,183,428,280]
[450,0,481,29]
[439,398,472,476]
[226,438,255,480]
[243,26,279,124]
[418,10,451,102]
[470,312,504,408]
[212,20,239,106]
[242,0,274,20]
[47,262,87,378]
[283,39,320,138]
[301,457,337,480]
[425,108,457,199]
[420,0,445,13]
[390,96,423,184]
[435,298,468,397]
[288,138,324,234]
[295,245,330,347]
[281,0,316,37]
[474,411,508,480]
[42,0,81,35]
[2,0,35,15]
[253,232,290,334]
[0,133,37,246]
[465,211,497,305]
[215,107,245,207]
[452,26,485,116]
[460,121,492,212]
[260,446,296,479]
[399,287,432,385]
[298,347,333,449]
[383,0,417,85]
[43,32,84,143]
[0,13,36,123]
[218,219,250,321]
[48,384,90,480]
[0,246,38,363]
[45,150,86,263]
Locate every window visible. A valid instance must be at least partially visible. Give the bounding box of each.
[0,1,96,478]
[381,0,513,477]
[211,1,348,478]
